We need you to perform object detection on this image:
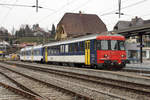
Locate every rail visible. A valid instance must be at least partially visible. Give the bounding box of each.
[3,61,150,99]
[0,62,130,100]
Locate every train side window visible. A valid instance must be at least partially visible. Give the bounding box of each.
[54,46,57,54]
[94,40,97,50]
[101,40,108,50]
[26,51,28,56]
[60,46,62,53]
[65,45,68,53]
[63,45,64,53]
[97,40,101,50]
[54,46,56,54]
[79,42,84,52]
[50,48,52,54]
[69,44,72,52]
[60,45,64,53]
[74,43,78,52]
[53,46,55,54]
[35,50,37,55]
[57,46,60,54]
[47,47,50,55]
[51,47,54,54]
[37,50,40,55]
[29,51,31,55]
[33,50,36,55]
[28,51,30,55]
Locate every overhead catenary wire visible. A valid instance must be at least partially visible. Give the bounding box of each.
[51,0,92,25]
[98,0,135,17]
[37,0,92,25]
[0,2,56,13]
[0,0,12,9]
[0,3,43,8]
[71,0,91,12]
[100,0,148,16]
[36,0,77,23]
[0,0,19,25]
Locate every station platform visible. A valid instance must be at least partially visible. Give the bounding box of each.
[126,60,150,70]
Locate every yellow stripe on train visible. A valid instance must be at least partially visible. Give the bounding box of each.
[0,51,4,54]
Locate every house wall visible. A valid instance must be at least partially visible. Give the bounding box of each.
[55,25,67,40]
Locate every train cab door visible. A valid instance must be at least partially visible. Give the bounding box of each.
[85,41,90,65]
[44,47,48,63]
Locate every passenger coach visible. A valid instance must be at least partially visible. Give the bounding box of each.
[20,45,43,62]
[43,33,128,69]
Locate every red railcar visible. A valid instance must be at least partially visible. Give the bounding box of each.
[95,35,127,69]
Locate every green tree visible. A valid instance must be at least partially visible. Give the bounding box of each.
[51,24,56,36]
[25,25,32,34]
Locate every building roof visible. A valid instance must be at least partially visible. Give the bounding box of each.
[58,13,107,37]
[114,21,131,30]
[114,17,150,31]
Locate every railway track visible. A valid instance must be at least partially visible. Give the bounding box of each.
[0,65,85,100]
[0,72,40,100]
[0,62,128,100]
[2,61,150,100]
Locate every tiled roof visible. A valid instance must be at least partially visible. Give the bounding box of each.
[58,13,107,37]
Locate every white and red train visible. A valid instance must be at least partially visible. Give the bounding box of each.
[20,33,128,69]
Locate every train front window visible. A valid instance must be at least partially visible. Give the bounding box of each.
[118,40,125,50]
[111,40,125,50]
[111,40,118,50]
[100,40,109,50]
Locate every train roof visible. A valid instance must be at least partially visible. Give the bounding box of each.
[33,45,43,49]
[20,45,43,51]
[44,33,99,47]
[44,32,124,47]
[96,35,125,40]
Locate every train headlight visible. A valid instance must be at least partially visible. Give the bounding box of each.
[121,55,126,58]
[104,54,108,58]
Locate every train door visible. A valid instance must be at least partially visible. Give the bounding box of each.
[85,41,90,65]
[24,48,26,61]
[44,47,48,63]
[31,47,33,62]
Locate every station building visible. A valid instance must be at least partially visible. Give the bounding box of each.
[114,17,150,61]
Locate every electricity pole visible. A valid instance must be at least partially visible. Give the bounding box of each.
[116,0,123,18]
[36,0,38,12]
[0,0,42,13]
[118,0,121,18]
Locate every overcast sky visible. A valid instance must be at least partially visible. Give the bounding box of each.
[0,0,149,33]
